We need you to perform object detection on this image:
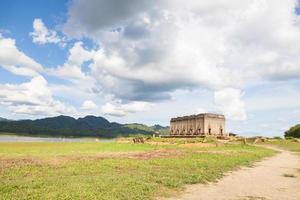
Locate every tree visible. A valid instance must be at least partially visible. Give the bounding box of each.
[284,124,300,138]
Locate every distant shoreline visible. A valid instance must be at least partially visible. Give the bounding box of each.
[0,134,119,142]
[0,132,122,139]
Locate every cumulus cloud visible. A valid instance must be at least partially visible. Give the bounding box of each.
[63,0,300,107]
[196,107,207,114]
[64,0,153,37]
[45,42,98,110]
[214,88,247,120]
[101,101,153,117]
[30,18,65,46]
[68,42,94,66]
[0,35,43,76]
[0,76,76,116]
[47,42,94,81]
[81,100,97,110]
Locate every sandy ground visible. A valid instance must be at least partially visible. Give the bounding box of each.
[162,147,300,200]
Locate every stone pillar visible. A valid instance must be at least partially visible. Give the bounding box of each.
[193,117,197,135]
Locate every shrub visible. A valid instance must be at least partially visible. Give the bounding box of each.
[284,124,300,138]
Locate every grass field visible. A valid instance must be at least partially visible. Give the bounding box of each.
[265,139,300,152]
[0,141,274,200]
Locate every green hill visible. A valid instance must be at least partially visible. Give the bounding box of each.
[0,115,169,138]
[0,117,9,122]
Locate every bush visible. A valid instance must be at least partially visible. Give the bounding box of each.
[285,136,295,140]
[284,124,300,138]
[229,132,237,136]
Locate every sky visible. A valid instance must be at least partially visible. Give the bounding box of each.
[1,0,300,137]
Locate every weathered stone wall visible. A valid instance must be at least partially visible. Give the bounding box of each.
[203,115,225,136]
[170,113,225,136]
[170,115,204,135]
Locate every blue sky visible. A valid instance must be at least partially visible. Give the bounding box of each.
[1,0,300,137]
[0,0,68,64]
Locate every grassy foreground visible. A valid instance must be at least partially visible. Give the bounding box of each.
[0,141,274,200]
[265,139,300,152]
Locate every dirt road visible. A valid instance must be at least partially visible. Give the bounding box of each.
[162,147,300,200]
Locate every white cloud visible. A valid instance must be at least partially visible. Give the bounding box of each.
[81,100,97,110]
[47,42,94,81]
[196,107,207,114]
[66,0,246,103]
[101,101,153,117]
[0,76,76,116]
[0,36,43,76]
[68,42,94,66]
[67,42,94,66]
[3,0,297,124]
[45,42,97,110]
[51,63,87,80]
[64,0,153,38]
[63,0,300,106]
[30,18,65,46]
[100,103,125,117]
[214,88,247,120]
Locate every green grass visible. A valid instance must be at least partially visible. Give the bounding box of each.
[0,142,274,200]
[265,139,300,152]
[0,142,164,157]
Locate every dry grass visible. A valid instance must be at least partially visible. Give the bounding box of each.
[237,196,268,200]
[0,149,182,169]
[265,139,300,152]
[179,143,216,148]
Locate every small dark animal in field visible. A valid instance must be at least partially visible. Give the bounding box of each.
[133,137,145,143]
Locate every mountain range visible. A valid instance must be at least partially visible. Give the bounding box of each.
[0,115,169,138]
[0,117,9,122]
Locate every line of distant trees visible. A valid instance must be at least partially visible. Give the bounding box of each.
[284,124,300,138]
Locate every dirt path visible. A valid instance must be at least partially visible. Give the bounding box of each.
[162,147,300,200]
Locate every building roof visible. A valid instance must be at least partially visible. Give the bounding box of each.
[170,113,225,122]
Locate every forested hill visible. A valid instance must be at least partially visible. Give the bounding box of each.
[0,115,169,138]
[0,117,9,122]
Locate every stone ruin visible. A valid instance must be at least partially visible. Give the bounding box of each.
[170,113,226,137]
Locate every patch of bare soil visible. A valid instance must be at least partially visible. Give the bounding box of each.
[127,149,182,159]
[0,149,181,169]
[116,140,131,144]
[0,157,44,169]
[194,150,232,155]
[179,143,216,148]
[161,148,300,200]
[146,141,177,146]
[235,196,268,200]
[54,149,181,163]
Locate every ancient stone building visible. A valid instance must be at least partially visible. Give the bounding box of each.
[170,113,226,136]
